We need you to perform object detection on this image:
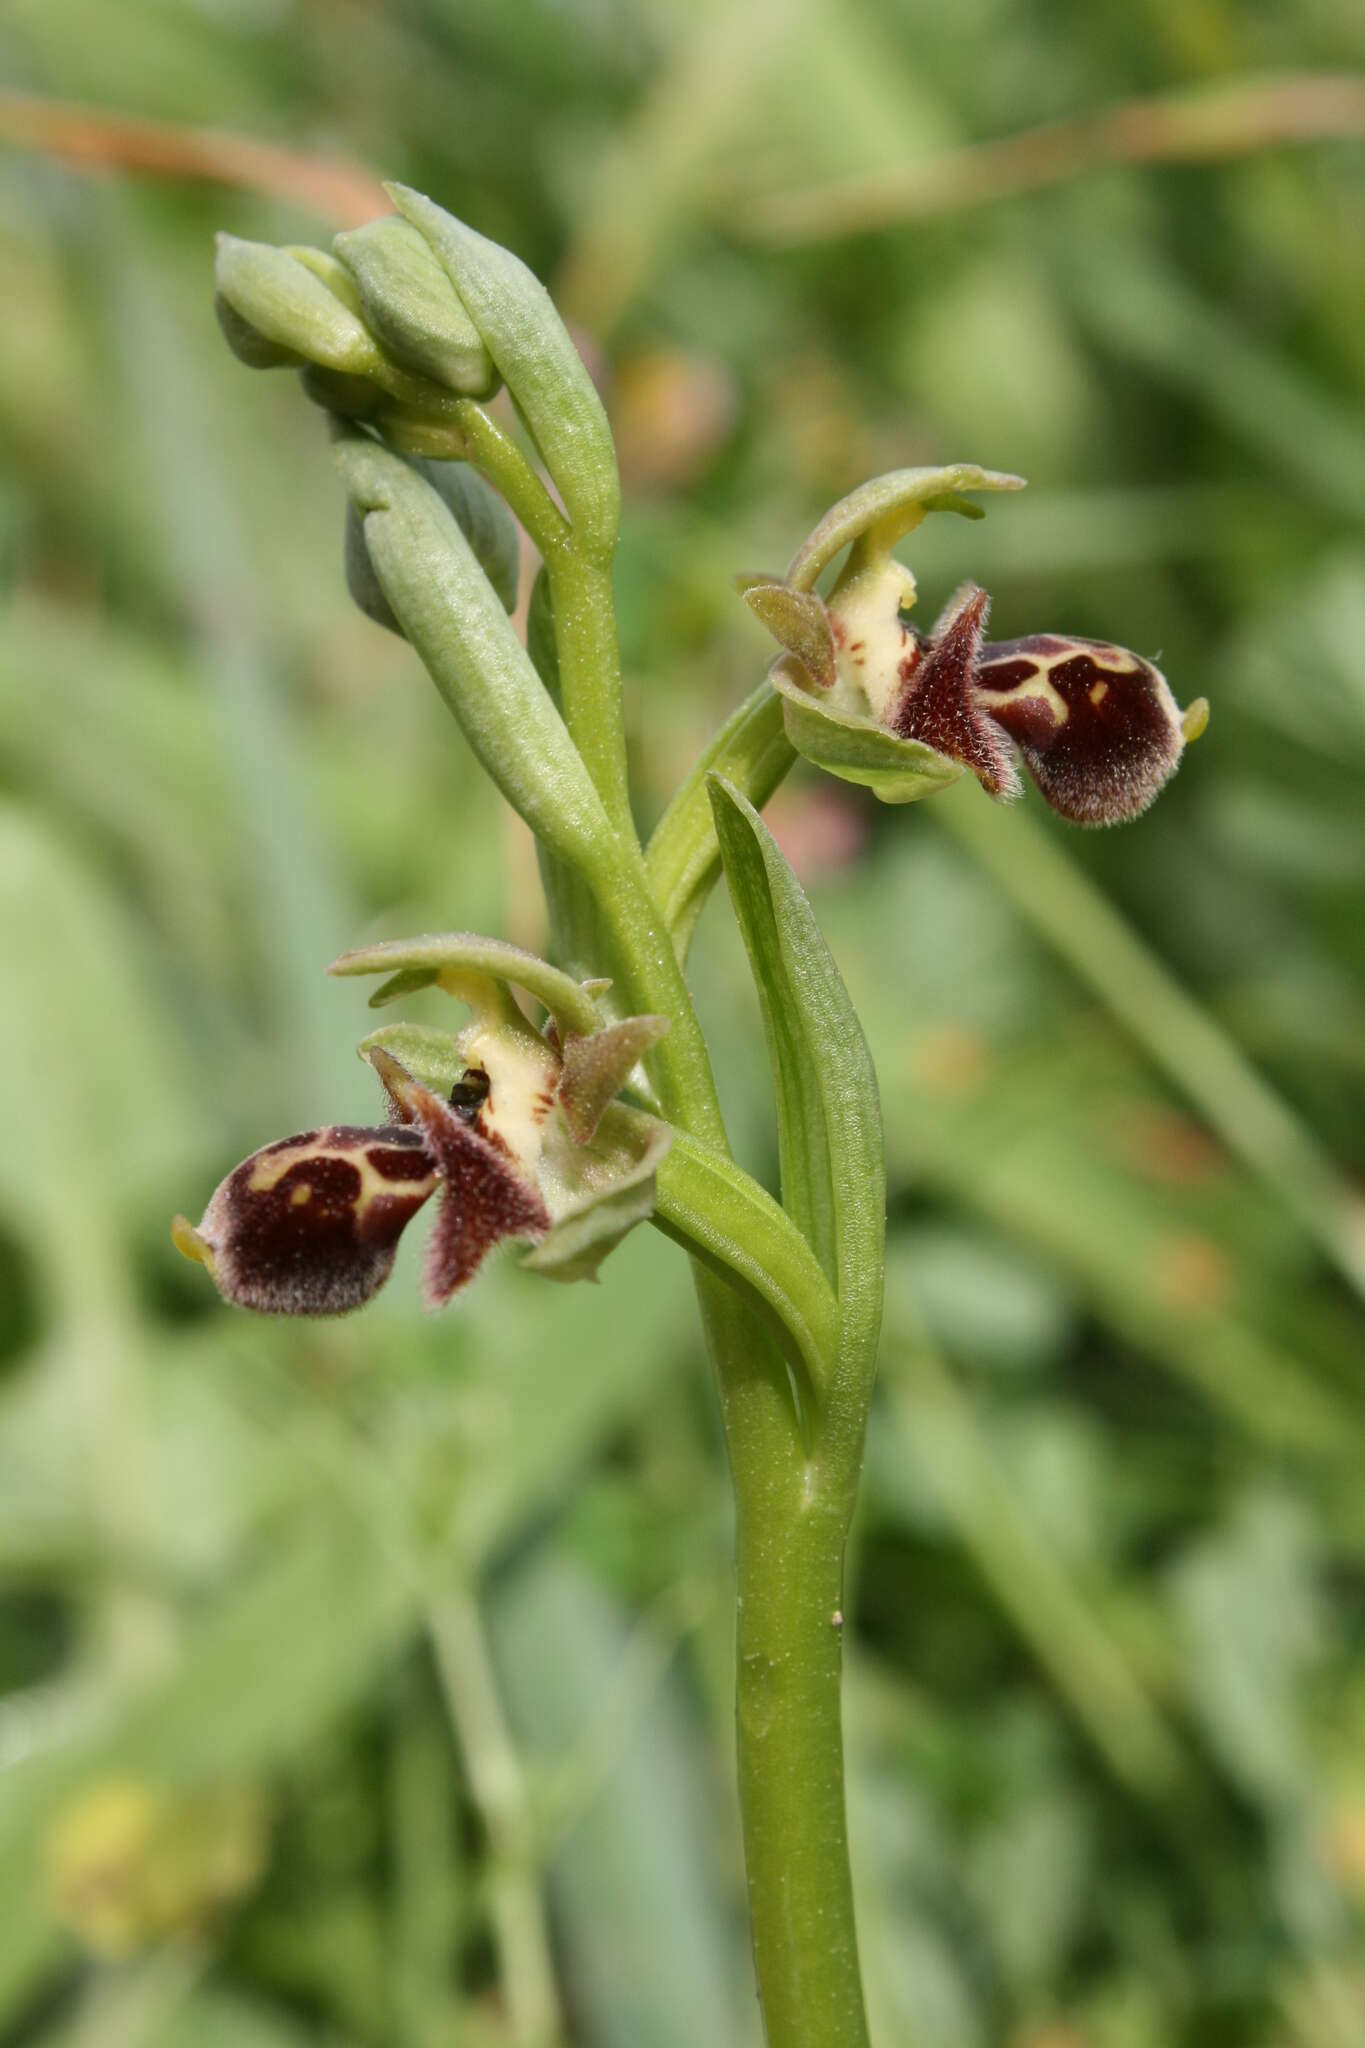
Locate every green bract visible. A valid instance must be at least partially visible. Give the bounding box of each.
[344,454,518,623]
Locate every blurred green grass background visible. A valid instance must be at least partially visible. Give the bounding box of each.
[2,4,1365,2044]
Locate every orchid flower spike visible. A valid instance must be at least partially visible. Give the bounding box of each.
[741,467,1208,824]
[173,936,670,1313]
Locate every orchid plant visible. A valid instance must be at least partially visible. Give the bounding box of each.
[179,185,1207,2048]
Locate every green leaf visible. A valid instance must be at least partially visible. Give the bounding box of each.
[331,428,612,877]
[771,656,964,805]
[331,930,607,1039]
[652,1132,839,1402]
[785,464,1024,592]
[389,184,621,563]
[644,683,793,962]
[707,776,884,1390]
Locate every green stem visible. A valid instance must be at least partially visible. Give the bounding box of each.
[544,547,636,844]
[735,1504,866,2046]
[554,606,870,2040]
[699,1276,871,2048]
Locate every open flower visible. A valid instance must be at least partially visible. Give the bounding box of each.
[741,466,1208,825]
[173,935,670,1313]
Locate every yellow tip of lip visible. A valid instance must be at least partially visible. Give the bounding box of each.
[1181,696,1210,744]
[170,1215,213,1272]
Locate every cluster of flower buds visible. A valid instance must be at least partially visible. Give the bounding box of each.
[214,182,620,565]
[173,938,671,1314]
[741,466,1207,825]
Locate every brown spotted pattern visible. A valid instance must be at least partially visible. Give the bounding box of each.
[974,634,1184,825]
[888,584,1019,799]
[193,1125,438,1315]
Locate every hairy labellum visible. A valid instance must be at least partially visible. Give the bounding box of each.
[172,1125,438,1315]
[973,635,1189,825]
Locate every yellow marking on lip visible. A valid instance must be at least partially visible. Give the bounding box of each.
[974,676,1069,725]
[247,1141,321,1193]
[1089,679,1109,706]
[248,1135,437,1213]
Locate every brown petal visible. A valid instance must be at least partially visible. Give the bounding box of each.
[365,1048,550,1304]
[974,635,1187,825]
[173,1125,438,1315]
[887,584,1020,799]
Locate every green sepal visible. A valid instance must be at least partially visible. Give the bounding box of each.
[214,234,384,379]
[785,464,1024,592]
[333,216,501,399]
[388,184,621,564]
[734,576,836,686]
[707,775,884,1394]
[331,930,606,1039]
[357,1021,466,1097]
[331,427,611,876]
[345,453,519,633]
[526,1106,671,1283]
[770,656,962,805]
[558,1015,670,1142]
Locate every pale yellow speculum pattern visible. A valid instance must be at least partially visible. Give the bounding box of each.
[975,676,1070,726]
[248,1137,436,1214]
[1089,680,1109,706]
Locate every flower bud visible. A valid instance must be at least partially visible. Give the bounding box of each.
[214,234,384,379]
[334,216,500,399]
[345,454,518,634]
